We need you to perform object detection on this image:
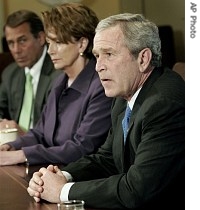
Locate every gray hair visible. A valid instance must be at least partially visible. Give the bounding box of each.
[96,13,162,67]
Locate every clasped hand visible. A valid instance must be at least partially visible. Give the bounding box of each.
[27,165,67,203]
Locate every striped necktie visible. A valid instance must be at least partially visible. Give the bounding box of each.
[19,72,33,131]
[122,105,132,143]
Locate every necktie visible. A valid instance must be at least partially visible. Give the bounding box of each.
[19,73,33,131]
[122,105,132,143]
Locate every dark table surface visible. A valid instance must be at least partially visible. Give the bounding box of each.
[0,164,114,210]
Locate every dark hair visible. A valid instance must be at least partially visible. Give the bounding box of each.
[4,10,44,38]
[42,3,99,58]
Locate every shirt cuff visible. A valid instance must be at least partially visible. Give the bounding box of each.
[62,171,73,182]
[60,171,74,202]
[60,182,75,202]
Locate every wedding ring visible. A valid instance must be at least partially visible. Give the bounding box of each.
[5,124,9,128]
[25,165,29,175]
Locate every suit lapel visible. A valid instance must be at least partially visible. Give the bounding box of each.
[127,67,164,139]
[13,69,25,121]
[123,68,164,171]
[112,98,127,172]
[34,54,55,122]
[132,67,164,115]
[35,74,50,106]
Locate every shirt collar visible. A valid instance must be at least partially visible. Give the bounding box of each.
[24,45,47,79]
[128,87,142,110]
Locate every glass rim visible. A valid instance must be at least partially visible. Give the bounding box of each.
[57,200,85,207]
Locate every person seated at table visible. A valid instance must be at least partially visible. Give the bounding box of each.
[0,3,112,166]
[27,13,185,210]
[0,10,61,136]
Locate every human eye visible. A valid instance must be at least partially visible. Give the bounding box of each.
[93,53,99,59]
[18,37,27,44]
[104,51,114,60]
[56,40,62,45]
[102,48,114,58]
[106,52,112,57]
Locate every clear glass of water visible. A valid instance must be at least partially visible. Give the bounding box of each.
[57,200,85,210]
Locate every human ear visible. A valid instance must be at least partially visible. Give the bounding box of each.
[37,31,46,46]
[138,48,152,73]
[78,37,89,54]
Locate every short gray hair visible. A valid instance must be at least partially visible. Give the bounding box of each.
[96,13,162,67]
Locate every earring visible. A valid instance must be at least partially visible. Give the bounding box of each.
[80,52,84,56]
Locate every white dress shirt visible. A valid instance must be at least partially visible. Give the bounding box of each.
[24,46,47,128]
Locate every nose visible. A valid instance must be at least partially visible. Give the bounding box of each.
[47,43,56,55]
[95,57,106,72]
[10,43,21,54]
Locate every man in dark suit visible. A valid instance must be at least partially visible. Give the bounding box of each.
[27,13,185,210]
[0,10,60,135]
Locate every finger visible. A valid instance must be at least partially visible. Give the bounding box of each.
[53,165,61,174]
[53,165,59,172]
[27,186,41,197]
[29,178,43,192]
[0,144,10,151]
[47,164,54,171]
[39,167,49,174]
[0,146,6,151]
[32,172,44,186]
[54,166,63,176]
[34,196,41,203]
[27,186,35,197]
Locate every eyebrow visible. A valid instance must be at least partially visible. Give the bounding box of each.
[46,34,57,41]
[92,47,114,54]
[7,35,27,43]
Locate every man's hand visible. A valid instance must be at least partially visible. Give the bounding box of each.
[27,165,67,203]
[27,171,44,203]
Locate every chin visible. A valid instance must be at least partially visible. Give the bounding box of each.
[104,91,115,98]
[54,64,63,70]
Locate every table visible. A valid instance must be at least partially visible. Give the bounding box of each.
[0,165,106,210]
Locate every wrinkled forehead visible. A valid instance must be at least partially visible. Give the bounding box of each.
[93,26,124,49]
[95,25,123,39]
[5,22,31,34]
[94,26,124,44]
[5,23,34,42]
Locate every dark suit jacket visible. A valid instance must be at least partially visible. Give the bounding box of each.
[63,67,185,210]
[0,53,61,125]
[9,58,113,165]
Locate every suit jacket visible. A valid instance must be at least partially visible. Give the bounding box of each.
[9,58,113,165]
[63,67,185,210]
[0,53,61,125]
